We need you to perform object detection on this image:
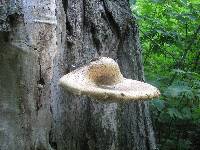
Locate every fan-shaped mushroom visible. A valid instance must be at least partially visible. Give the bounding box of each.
[59,57,160,102]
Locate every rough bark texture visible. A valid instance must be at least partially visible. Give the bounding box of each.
[0,0,157,150]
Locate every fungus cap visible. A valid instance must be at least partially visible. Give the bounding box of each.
[59,57,160,102]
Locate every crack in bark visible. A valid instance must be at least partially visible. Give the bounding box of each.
[82,0,87,27]
[62,0,73,36]
[36,57,45,112]
[142,103,151,150]
[82,100,93,150]
[90,22,101,55]
[49,126,58,150]
[102,0,121,38]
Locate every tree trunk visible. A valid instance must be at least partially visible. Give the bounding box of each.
[0,0,156,150]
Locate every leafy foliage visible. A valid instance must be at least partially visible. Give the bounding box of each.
[131,0,200,149]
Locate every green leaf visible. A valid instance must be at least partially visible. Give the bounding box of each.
[172,69,186,74]
[192,107,200,120]
[151,99,165,111]
[151,0,163,3]
[164,84,191,98]
[181,107,192,119]
[167,108,183,119]
[129,0,136,5]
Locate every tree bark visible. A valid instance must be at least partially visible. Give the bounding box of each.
[0,0,156,150]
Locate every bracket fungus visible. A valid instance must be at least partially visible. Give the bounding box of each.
[59,57,160,102]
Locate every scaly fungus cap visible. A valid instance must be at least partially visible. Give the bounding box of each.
[59,57,160,102]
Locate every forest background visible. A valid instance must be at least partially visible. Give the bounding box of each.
[131,0,200,149]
